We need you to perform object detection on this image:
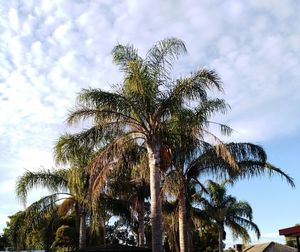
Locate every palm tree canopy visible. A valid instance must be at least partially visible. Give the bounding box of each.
[66,38,234,204]
[201,180,260,242]
[186,142,294,187]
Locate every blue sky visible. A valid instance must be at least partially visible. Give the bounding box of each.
[0,0,300,247]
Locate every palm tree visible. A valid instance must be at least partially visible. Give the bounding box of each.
[15,131,94,250]
[200,180,260,252]
[67,37,233,251]
[54,133,95,250]
[164,140,294,252]
[54,133,131,249]
[15,168,73,250]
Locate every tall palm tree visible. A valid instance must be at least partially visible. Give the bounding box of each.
[200,180,260,252]
[67,38,233,251]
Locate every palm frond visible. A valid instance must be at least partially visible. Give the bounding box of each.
[54,131,101,165]
[236,161,295,187]
[173,69,223,104]
[58,198,76,216]
[226,220,252,242]
[186,142,268,181]
[16,169,69,205]
[89,133,144,203]
[227,216,260,240]
[146,37,187,82]
[112,44,140,72]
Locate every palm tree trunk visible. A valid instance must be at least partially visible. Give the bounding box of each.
[100,217,106,244]
[79,210,87,250]
[171,224,180,252]
[218,224,224,252]
[137,196,145,247]
[146,140,163,252]
[178,187,188,252]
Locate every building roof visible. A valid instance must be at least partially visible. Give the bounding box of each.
[244,242,297,252]
[279,225,300,237]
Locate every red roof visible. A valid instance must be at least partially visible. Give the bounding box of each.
[279,226,300,237]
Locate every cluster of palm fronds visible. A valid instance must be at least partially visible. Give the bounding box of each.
[9,38,294,252]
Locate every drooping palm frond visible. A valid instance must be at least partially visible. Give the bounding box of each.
[67,106,137,132]
[67,167,89,204]
[78,89,130,113]
[194,98,230,123]
[227,201,253,220]
[112,44,140,72]
[162,169,185,197]
[226,220,251,242]
[161,199,180,252]
[11,192,72,242]
[16,169,69,205]
[54,130,102,165]
[162,69,224,112]
[58,197,76,216]
[199,181,261,243]
[89,133,144,203]
[25,193,71,217]
[227,216,261,241]
[68,95,146,134]
[236,161,295,187]
[185,142,294,187]
[107,142,149,195]
[146,37,187,83]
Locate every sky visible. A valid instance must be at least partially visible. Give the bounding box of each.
[0,0,300,248]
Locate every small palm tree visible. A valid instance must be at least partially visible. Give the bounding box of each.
[15,168,84,247]
[54,133,95,250]
[164,141,294,252]
[201,180,260,252]
[16,132,96,250]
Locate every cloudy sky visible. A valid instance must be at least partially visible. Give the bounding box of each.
[0,0,300,247]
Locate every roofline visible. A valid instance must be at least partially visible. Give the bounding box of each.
[279,226,300,237]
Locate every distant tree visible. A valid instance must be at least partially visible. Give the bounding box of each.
[193,220,219,252]
[0,232,10,250]
[2,202,79,251]
[4,211,28,250]
[105,220,136,246]
[51,225,77,251]
[201,181,260,252]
